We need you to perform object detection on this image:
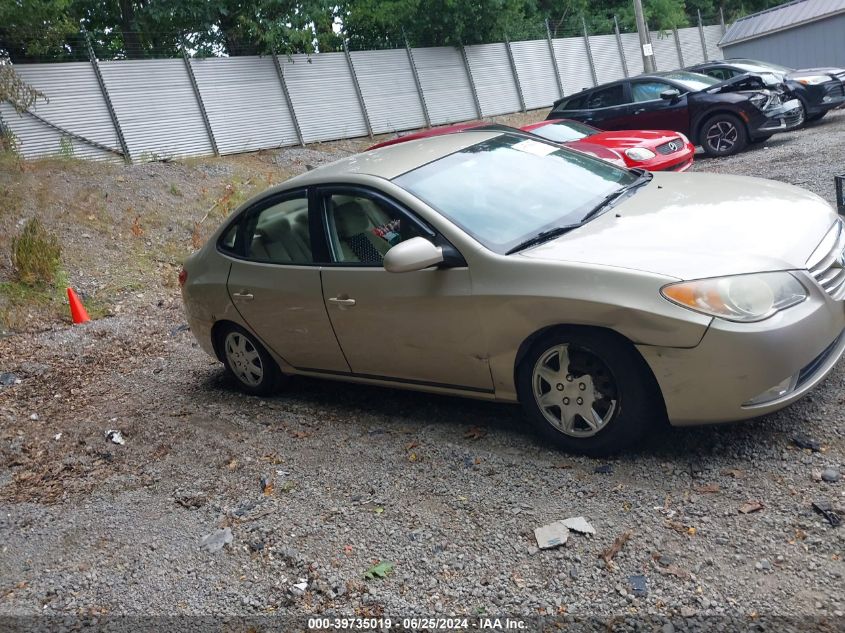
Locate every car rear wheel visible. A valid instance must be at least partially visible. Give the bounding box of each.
[220,324,283,396]
[701,114,747,157]
[517,329,660,456]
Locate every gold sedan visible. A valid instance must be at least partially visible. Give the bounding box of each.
[180,129,845,455]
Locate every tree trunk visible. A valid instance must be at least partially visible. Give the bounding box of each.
[118,0,144,59]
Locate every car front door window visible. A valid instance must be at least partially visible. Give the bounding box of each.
[632,81,674,102]
[324,193,426,265]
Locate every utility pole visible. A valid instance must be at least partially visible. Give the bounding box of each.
[632,0,656,73]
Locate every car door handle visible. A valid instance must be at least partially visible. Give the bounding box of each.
[328,296,356,307]
[232,291,254,300]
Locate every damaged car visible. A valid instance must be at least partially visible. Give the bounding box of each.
[547,70,803,157]
[688,59,845,123]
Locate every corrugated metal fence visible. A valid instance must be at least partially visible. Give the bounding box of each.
[0,23,724,163]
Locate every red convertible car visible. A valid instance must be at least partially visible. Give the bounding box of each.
[522,119,694,171]
[367,120,694,172]
[366,122,628,168]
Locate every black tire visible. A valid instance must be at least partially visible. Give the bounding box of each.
[218,323,283,396]
[516,329,662,456]
[700,113,748,157]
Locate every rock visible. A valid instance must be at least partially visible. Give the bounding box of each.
[569,567,579,580]
[658,555,675,567]
[628,574,648,597]
[792,435,821,452]
[534,522,570,549]
[680,606,697,618]
[662,623,675,633]
[200,527,233,552]
[821,468,841,483]
[755,559,771,571]
[562,516,596,535]
[594,464,613,474]
[0,372,21,386]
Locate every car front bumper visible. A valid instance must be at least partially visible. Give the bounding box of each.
[755,98,805,133]
[638,273,845,425]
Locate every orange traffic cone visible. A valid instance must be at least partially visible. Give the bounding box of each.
[67,288,90,324]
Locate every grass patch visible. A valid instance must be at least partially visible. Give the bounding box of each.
[11,218,62,286]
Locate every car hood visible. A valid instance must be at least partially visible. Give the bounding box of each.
[519,172,836,280]
[585,129,683,150]
[786,67,845,79]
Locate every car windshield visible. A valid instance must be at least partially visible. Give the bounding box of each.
[731,62,787,77]
[528,120,597,143]
[393,134,638,254]
[659,71,720,91]
[734,59,794,73]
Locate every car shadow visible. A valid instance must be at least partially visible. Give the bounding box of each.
[199,366,799,462]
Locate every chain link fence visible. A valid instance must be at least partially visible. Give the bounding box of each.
[0,16,726,163]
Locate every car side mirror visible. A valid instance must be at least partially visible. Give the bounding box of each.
[660,88,681,101]
[383,237,444,273]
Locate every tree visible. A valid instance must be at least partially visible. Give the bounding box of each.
[0,61,44,112]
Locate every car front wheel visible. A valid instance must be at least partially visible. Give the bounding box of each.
[701,113,747,157]
[220,324,283,396]
[517,329,660,456]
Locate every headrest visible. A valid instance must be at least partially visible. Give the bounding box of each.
[262,216,292,240]
[334,202,371,237]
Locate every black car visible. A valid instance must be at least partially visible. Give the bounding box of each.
[687,59,845,122]
[547,71,804,157]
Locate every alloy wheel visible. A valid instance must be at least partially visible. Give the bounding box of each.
[224,331,264,387]
[532,343,618,438]
[706,121,738,152]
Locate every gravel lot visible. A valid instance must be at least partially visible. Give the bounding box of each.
[1,109,845,628]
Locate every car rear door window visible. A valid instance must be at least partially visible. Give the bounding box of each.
[585,85,628,109]
[242,193,313,264]
[632,81,674,102]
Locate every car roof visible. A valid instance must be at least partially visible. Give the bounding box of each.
[366,122,484,150]
[283,130,505,185]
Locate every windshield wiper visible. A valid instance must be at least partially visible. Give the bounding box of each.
[505,225,579,255]
[505,170,653,256]
[580,169,653,224]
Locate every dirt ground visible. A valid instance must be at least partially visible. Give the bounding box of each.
[1,109,845,627]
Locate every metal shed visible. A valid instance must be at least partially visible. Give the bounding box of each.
[720,0,845,68]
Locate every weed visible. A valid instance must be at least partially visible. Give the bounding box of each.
[11,218,62,287]
[58,135,75,159]
[169,183,183,197]
[0,127,22,170]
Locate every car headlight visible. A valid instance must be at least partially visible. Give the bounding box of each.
[749,92,770,109]
[661,272,807,322]
[794,75,832,85]
[624,147,656,161]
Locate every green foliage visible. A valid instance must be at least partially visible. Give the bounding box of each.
[58,135,75,159]
[11,218,62,287]
[0,0,799,61]
[363,560,395,579]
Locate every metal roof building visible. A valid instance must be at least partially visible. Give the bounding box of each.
[720,0,845,68]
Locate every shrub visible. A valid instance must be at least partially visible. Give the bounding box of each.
[11,218,62,286]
